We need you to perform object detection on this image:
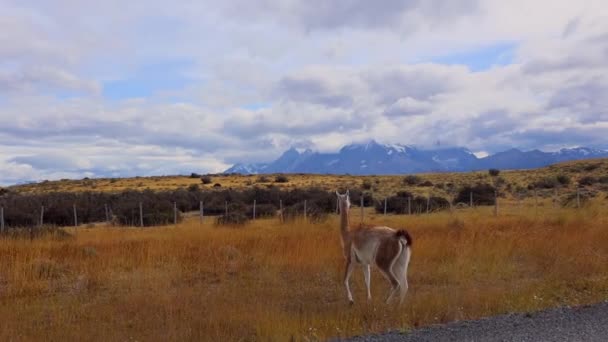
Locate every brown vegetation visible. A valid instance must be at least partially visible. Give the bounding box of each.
[1,199,607,341]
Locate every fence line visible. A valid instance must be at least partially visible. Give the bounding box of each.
[0,187,601,231]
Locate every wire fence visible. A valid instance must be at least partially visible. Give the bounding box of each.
[0,186,599,234]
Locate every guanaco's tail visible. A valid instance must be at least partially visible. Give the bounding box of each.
[395,229,413,247]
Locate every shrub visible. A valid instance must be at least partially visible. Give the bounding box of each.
[190,173,201,178]
[201,176,213,184]
[248,203,277,218]
[347,189,374,207]
[283,202,327,223]
[361,179,372,190]
[578,176,597,186]
[256,176,270,183]
[403,175,421,185]
[556,174,571,186]
[187,184,200,192]
[419,180,434,187]
[275,175,289,183]
[453,184,496,206]
[598,175,608,184]
[216,202,249,226]
[213,183,222,188]
[583,164,600,172]
[374,192,449,214]
[531,177,560,189]
[488,169,500,176]
[561,191,595,207]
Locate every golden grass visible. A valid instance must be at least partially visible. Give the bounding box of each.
[9,159,608,199]
[1,199,608,341]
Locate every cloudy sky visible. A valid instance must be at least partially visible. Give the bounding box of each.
[1,0,607,185]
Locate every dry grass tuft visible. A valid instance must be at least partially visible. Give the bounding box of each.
[1,201,608,341]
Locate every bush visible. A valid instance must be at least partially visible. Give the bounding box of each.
[531,177,560,189]
[275,174,289,183]
[282,202,327,223]
[216,202,249,226]
[190,173,201,178]
[556,174,571,186]
[362,179,372,190]
[453,184,496,206]
[403,175,421,185]
[561,191,595,207]
[488,169,501,177]
[583,164,600,172]
[419,180,434,187]
[578,176,597,186]
[187,184,200,192]
[256,176,270,183]
[374,192,450,214]
[598,176,608,184]
[248,203,277,218]
[346,189,374,207]
[201,176,213,184]
[213,183,222,188]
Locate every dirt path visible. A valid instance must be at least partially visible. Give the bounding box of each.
[341,301,608,342]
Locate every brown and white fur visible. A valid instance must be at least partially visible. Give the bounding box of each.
[336,190,412,304]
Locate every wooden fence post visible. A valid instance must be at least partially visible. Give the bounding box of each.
[576,188,581,208]
[494,190,498,217]
[553,188,558,208]
[534,189,538,210]
[73,204,78,227]
[1,206,4,234]
[384,198,387,216]
[40,205,44,227]
[469,191,473,208]
[173,202,177,225]
[303,200,307,221]
[225,201,228,217]
[426,197,430,214]
[253,200,257,220]
[200,201,204,223]
[105,204,110,223]
[408,197,412,215]
[360,196,364,224]
[139,202,143,227]
[279,200,284,222]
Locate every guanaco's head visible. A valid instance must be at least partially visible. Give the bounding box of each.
[335,190,351,213]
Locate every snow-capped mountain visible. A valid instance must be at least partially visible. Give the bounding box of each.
[223,141,608,175]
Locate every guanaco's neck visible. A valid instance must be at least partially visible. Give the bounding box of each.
[340,203,350,238]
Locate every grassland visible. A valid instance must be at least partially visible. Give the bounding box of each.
[1,199,608,341]
[8,159,608,200]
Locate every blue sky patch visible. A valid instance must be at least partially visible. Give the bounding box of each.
[103,60,195,100]
[433,42,517,71]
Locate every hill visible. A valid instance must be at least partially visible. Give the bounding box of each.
[5,158,608,200]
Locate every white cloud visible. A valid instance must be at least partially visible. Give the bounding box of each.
[0,0,607,184]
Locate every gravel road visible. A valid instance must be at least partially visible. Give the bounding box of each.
[340,301,608,342]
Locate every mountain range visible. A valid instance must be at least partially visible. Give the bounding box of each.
[224,141,608,175]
